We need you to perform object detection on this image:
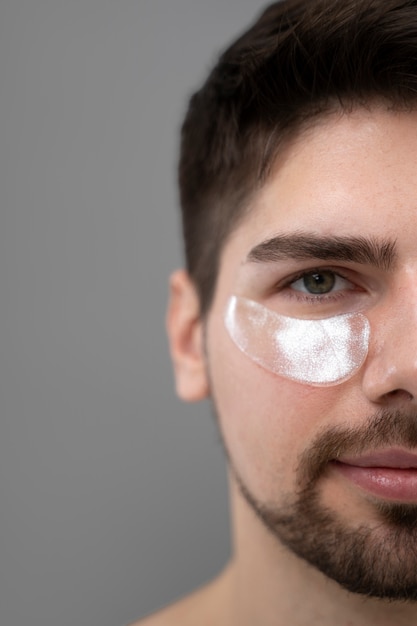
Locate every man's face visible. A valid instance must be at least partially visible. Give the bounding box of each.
[203,106,417,598]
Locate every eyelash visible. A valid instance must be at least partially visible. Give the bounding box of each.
[278,268,357,304]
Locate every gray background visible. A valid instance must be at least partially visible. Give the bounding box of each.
[0,2,268,625]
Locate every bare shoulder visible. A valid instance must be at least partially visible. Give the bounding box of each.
[129,565,233,626]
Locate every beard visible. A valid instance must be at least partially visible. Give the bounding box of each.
[224,408,417,601]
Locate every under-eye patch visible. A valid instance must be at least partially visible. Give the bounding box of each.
[224,296,370,386]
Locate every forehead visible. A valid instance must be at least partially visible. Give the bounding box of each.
[226,106,417,257]
[208,106,417,310]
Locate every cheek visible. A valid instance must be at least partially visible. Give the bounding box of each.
[208,319,347,499]
[225,296,370,387]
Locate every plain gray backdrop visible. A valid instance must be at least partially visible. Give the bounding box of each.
[0,2,270,625]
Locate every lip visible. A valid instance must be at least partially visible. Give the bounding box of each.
[338,448,417,469]
[332,448,417,502]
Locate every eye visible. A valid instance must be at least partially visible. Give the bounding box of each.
[290,270,353,295]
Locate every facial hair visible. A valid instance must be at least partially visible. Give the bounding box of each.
[226,409,417,601]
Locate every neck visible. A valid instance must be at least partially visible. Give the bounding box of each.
[225,475,417,626]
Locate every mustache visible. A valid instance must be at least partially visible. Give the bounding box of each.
[298,409,417,489]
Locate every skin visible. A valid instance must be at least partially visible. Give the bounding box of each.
[133,106,417,625]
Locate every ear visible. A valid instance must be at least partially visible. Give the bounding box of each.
[166,269,210,402]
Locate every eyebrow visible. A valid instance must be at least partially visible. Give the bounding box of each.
[245,232,397,270]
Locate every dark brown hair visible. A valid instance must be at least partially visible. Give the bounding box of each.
[178,0,417,315]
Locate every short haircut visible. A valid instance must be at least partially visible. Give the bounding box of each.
[178,0,417,316]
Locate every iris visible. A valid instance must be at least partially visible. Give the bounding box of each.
[303,271,336,294]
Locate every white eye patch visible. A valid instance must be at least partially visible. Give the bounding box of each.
[224,296,370,386]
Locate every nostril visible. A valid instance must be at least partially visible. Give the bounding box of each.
[384,389,414,402]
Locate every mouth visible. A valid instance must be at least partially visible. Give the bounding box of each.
[331,448,417,502]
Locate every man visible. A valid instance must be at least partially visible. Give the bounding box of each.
[135,1,417,624]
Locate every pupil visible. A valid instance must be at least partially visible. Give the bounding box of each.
[303,271,335,294]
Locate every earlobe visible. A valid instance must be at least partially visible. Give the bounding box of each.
[166,269,210,402]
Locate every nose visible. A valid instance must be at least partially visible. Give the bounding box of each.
[362,296,417,406]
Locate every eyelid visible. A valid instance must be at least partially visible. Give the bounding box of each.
[270,266,369,310]
[275,266,355,291]
[245,264,374,319]
[289,270,355,294]
[240,262,376,310]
